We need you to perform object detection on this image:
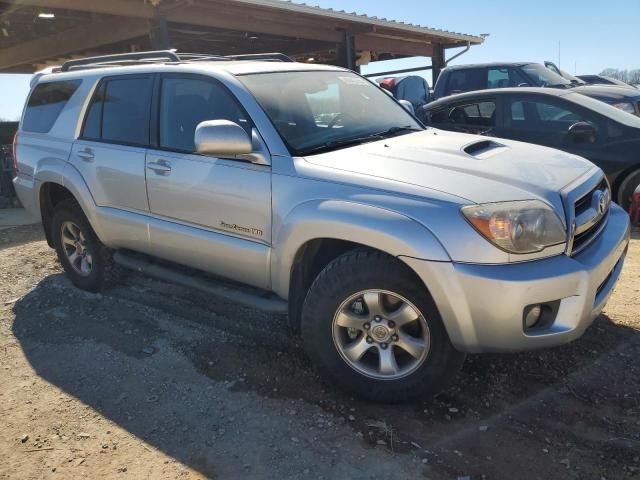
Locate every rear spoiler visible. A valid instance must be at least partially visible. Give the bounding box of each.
[30,67,59,88]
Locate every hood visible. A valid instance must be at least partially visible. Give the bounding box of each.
[304,129,596,208]
[572,85,640,102]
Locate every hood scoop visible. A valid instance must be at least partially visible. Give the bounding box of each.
[463,139,508,159]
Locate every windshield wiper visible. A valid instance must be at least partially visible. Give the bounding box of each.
[378,126,423,136]
[300,126,422,156]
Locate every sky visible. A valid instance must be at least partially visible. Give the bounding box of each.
[1,0,638,120]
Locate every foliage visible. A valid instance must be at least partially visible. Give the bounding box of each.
[599,68,640,85]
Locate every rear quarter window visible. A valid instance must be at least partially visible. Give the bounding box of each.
[446,69,485,95]
[22,80,81,133]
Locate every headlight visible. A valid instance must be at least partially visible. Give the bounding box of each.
[612,102,636,114]
[461,200,566,254]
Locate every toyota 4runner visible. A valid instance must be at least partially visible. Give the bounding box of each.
[13,51,631,402]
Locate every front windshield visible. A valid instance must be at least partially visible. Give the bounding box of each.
[560,69,586,85]
[239,71,422,155]
[522,63,571,88]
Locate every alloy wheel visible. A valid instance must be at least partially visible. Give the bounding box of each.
[60,220,93,276]
[331,289,430,380]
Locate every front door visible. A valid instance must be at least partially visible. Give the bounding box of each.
[144,74,272,289]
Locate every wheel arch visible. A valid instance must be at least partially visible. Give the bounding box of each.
[611,165,640,206]
[271,200,450,332]
[37,163,102,247]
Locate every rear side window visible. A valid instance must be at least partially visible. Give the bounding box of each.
[446,69,485,95]
[429,101,496,127]
[81,76,152,146]
[22,80,81,133]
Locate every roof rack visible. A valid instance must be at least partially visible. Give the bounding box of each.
[59,50,293,73]
[226,53,293,62]
[61,50,181,72]
[176,53,231,62]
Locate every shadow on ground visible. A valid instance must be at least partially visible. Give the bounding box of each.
[0,224,44,250]
[11,265,640,479]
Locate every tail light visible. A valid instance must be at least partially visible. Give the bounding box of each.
[12,132,18,173]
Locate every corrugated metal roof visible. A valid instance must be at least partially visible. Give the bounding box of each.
[228,0,485,44]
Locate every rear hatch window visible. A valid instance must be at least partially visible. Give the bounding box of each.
[22,80,81,133]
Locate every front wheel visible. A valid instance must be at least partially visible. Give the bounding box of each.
[301,250,465,403]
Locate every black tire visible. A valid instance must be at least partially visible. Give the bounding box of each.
[616,169,640,212]
[301,249,465,403]
[51,198,120,292]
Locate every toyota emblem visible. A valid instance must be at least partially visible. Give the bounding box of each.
[597,191,608,215]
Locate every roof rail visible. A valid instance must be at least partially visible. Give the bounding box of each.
[61,50,180,72]
[225,53,293,62]
[58,50,294,73]
[177,53,231,62]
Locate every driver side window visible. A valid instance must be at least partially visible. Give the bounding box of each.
[159,76,252,153]
[508,98,586,130]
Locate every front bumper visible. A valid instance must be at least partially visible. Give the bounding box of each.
[402,204,631,353]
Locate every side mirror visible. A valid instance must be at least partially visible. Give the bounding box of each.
[399,99,415,114]
[568,121,596,143]
[195,120,252,157]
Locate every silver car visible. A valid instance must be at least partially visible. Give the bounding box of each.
[13,52,631,402]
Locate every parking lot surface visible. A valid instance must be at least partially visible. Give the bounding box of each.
[1,223,639,480]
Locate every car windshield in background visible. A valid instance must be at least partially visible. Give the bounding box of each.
[240,71,422,156]
[564,92,640,128]
[522,64,571,88]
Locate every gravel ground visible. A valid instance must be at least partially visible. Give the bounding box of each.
[0,223,639,480]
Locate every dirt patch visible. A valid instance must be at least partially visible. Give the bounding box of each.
[0,225,639,479]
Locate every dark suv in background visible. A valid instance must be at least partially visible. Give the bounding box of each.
[432,62,640,116]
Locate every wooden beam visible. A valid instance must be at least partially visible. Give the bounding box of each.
[10,0,154,18]
[355,35,433,57]
[0,17,151,71]
[167,6,343,43]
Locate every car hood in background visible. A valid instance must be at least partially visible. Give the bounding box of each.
[572,85,640,103]
[304,129,596,208]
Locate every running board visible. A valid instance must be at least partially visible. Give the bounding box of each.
[113,252,288,315]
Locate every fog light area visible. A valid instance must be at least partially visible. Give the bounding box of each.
[524,304,543,329]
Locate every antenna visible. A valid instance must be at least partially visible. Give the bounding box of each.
[558,40,561,69]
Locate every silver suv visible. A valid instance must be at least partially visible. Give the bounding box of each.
[13,51,631,402]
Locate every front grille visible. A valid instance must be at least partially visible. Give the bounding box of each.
[569,177,610,256]
[572,210,608,254]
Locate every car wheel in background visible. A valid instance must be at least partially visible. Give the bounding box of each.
[617,169,640,213]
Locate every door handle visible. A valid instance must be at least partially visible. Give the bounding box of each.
[147,161,172,175]
[76,148,94,161]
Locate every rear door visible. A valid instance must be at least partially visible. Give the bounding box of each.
[71,75,152,213]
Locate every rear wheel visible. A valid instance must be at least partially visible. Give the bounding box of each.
[616,169,640,212]
[301,250,465,403]
[52,199,119,292]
